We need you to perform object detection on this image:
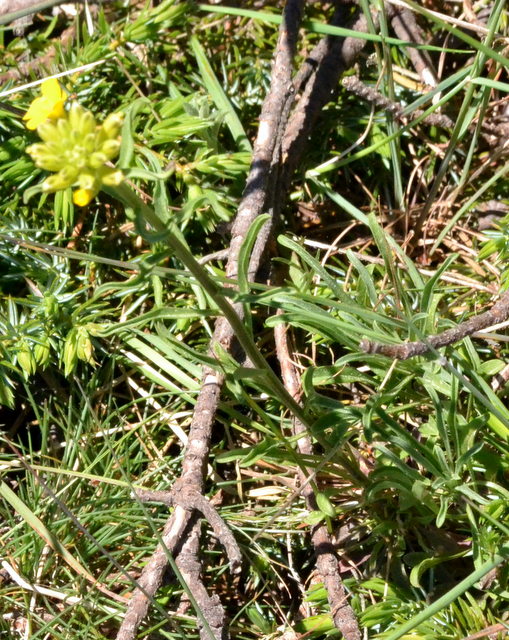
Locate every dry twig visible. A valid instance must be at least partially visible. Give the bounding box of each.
[0,0,49,15]
[282,5,378,182]
[360,291,509,360]
[116,2,450,637]
[0,0,109,16]
[115,1,306,638]
[342,76,454,129]
[274,316,361,640]
[136,487,242,573]
[389,7,437,88]
[459,622,509,640]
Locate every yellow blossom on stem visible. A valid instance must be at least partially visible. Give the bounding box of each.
[23,78,67,130]
[26,100,124,207]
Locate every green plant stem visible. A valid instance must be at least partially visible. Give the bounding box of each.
[107,182,313,430]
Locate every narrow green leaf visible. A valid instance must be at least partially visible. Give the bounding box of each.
[119,97,150,168]
[278,235,352,301]
[316,492,336,517]
[238,214,270,294]
[190,36,251,152]
[410,551,465,589]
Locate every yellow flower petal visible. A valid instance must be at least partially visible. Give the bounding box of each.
[23,78,67,130]
[47,99,65,120]
[73,188,95,207]
[41,78,66,101]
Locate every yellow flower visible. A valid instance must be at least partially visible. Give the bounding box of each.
[23,78,67,130]
[73,188,95,207]
[26,102,124,207]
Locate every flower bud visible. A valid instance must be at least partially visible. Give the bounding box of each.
[69,103,96,135]
[34,339,51,367]
[102,112,124,138]
[44,173,72,192]
[89,152,108,168]
[55,117,72,140]
[37,120,60,143]
[35,154,64,172]
[43,294,58,317]
[101,168,124,186]
[63,329,78,377]
[76,326,94,363]
[78,172,98,190]
[17,341,36,376]
[101,139,120,158]
[83,132,98,153]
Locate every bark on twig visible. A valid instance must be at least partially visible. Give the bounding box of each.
[0,0,47,16]
[389,7,437,88]
[360,291,509,360]
[460,622,509,640]
[116,507,193,640]
[115,2,306,639]
[341,75,509,159]
[177,524,226,640]
[116,372,222,640]
[282,6,374,179]
[342,75,454,129]
[137,487,242,574]
[273,317,361,640]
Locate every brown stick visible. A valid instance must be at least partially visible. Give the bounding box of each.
[137,487,241,640]
[114,2,306,638]
[460,622,509,640]
[341,76,454,129]
[0,0,49,16]
[281,4,396,187]
[177,523,226,640]
[360,291,509,360]
[137,487,242,575]
[267,8,400,638]
[273,317,361,640]
[390,7,437,88]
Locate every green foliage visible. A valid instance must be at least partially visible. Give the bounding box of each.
[479,211,509,289]
[1,1,509,639]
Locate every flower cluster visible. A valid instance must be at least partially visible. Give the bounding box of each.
[25,79,124,206]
